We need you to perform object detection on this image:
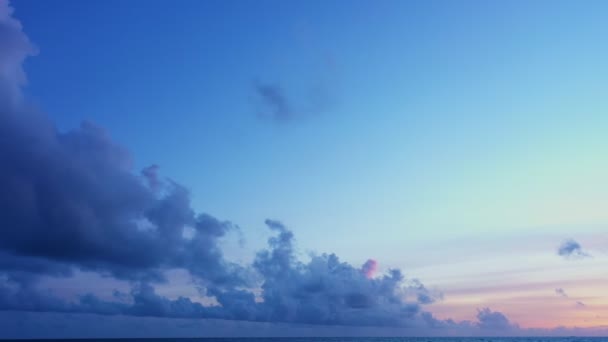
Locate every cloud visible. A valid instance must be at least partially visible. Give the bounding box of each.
[0,0,36,106]
[555,287,589,309]
[557,239,590,259]
[0,0,246,309]
[7,308,608,339]
[0,0,249,289]
[141,164,161,191]
[476,307,517,331]
[0,1,598,338]
[252,78,333,123]
[555,288,568,297]
[0,220,434,327]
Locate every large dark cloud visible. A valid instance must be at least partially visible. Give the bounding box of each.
[252,77,333,123]
[8,309,588,339]
[250,220,438,326]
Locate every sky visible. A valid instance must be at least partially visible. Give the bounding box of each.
[1,0,608,338]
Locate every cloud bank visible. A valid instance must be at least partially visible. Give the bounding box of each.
[557,239,590,259]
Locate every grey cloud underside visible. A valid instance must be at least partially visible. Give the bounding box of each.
[0,0,451,328]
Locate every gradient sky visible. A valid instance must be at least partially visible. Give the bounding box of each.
[2,0,608,337]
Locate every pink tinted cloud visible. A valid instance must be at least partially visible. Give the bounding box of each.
[141,164,161,191]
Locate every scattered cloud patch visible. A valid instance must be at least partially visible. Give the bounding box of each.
[557,239,590,259]
[0,0,37,106]
[361,259,378,279]
[253,81,293,122]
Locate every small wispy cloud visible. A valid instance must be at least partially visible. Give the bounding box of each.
[555,287,587,309]
[555,288,568,298]
[253,81,293,122]
[557,239,590,259]
[252,77,334,124]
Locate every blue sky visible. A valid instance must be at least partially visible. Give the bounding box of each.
[18,0,608,250]
[2,0,608,337]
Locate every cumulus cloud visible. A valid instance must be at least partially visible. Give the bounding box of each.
[557,239,590,259]
[0,1,586,338]
[0,0,253,294]
[7,308,608,339]
[0,113,248,284]
[361,259,378,279]
[10,308,598,339]
[555,287,589,309]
